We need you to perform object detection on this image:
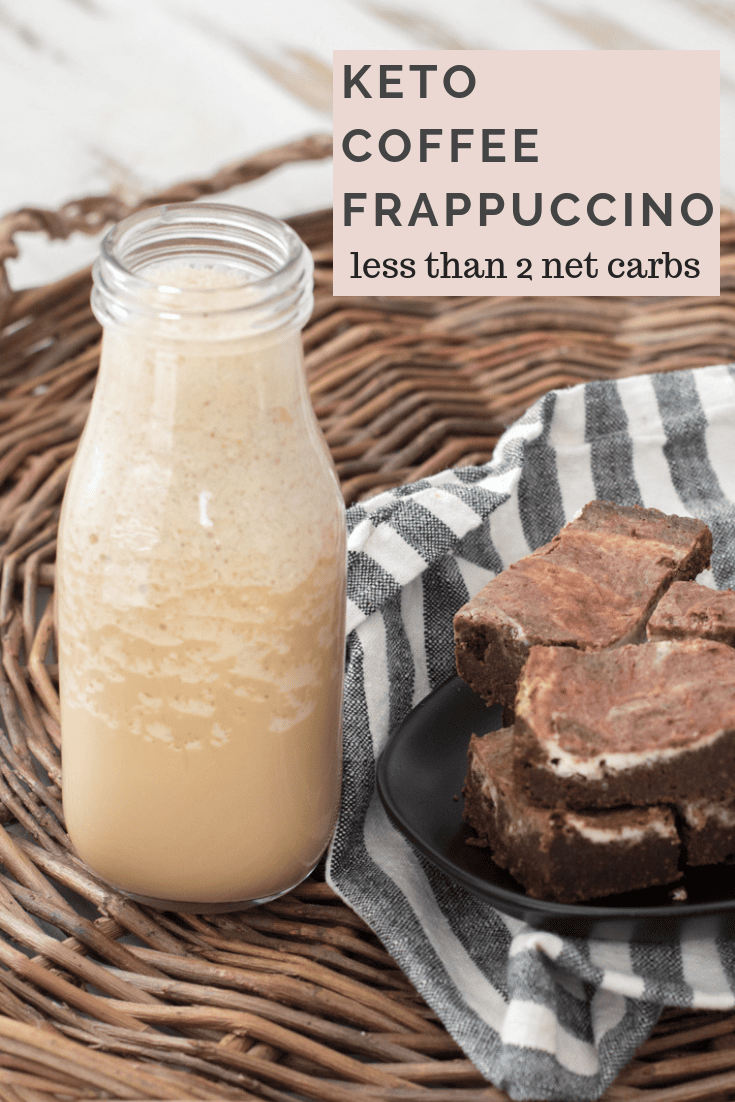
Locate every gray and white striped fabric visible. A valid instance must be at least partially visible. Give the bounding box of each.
[326,363,735,1102]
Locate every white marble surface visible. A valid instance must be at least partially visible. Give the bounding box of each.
[2,0,734,287]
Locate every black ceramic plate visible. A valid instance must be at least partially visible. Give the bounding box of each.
[375,675,735,941]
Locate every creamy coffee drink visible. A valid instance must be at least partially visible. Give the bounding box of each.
[58,239,345,906]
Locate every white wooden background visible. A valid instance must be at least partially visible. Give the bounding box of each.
[1,0,733,288]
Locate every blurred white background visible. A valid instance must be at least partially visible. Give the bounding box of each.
[1,0,732,286]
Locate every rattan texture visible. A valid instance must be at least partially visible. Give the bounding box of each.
[0,137,731,1099]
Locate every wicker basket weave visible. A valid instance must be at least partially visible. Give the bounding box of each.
[0,135,732,1100]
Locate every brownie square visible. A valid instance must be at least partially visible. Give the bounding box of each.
[464,728,682,903]
[647,581,735,646]
[514,640,735,810]
[454,501,711,709]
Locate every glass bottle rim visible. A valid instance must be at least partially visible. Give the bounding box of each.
[91,202,314,338]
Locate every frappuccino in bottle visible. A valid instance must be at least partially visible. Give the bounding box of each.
[57,205,345,909]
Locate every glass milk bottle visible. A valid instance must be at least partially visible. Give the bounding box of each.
[57,204,346,910]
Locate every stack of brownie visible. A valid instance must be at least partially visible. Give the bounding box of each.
[454,500,735,903]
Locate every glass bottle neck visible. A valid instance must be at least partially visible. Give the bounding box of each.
[91,203,314,343]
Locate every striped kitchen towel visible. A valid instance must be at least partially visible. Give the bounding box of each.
[326,363,735,1102]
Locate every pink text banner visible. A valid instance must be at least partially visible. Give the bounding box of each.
[332,50,720,297]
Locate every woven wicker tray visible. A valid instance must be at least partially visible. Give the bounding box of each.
[0,136,733,1101]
